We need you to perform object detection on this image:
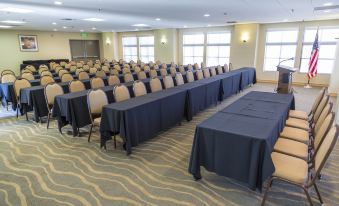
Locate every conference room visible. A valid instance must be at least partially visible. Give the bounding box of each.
[0,0,338,205]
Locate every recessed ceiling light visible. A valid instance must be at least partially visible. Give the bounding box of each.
[92,27,96,30]
[80,29,84,32]
[0,25,13,28]
[52,22,57,25]
[53,29,58,31]
[0,7,34,13]
[132,24,149,27]
[207,24,211,27]
[283,19,288,22]
[323,2,333,6]
[135,28,139,31]
[62,26,67,29]
[324,10,331,13]
[204,14,210,17]
[183,25,187,28]
[83,18,105,22]
[54,1,63,5]
[155,18,161,21]
[1,20,26,24]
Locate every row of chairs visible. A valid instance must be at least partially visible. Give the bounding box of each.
[261,88,338,206]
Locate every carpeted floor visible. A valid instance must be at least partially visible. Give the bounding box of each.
[0,83,338,206]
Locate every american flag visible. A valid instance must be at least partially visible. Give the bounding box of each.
[308,30,319,79]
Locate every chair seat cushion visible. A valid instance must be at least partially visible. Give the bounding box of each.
[289,110,308,120]
[274,138,309,160]
[272,152,308,184]
[280,126,309,144]
[286,118,309,131]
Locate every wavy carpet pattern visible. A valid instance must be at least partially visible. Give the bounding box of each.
[0,83,338,206]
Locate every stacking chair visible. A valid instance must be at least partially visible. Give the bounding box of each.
[155,60,161,65]
[261,126,339,206]
[25,65,36,72]
[40,70,53,77]
[178,65,186,75]
[87,61,94,68]
[39,64,48,70]
[136,71,147,80]
[101,65,110,73]
[203,69,211,78]
[110,69,120,76]
[13,78,31,120]
[113,64,121,71]
[149,69,158,78]
[55,66,63,75]
[87,89,109,142]
[90,77,105,89]
[108,75,120,86]
[40,75,55,86]
[124,73,134,83]
[153,64,159,70]
[169,67,177,77]
[83,65,90,72]
[1,73,16,83]
[210,67,217,76]
[78,71,90,80]
[217,65,224,74]
[150,77,162,93]
[161,63,167,69]
[194,63,200,69]
[58,69,69,77]
[38,67,48,74]
[186,70,195,83]
[89,67,98,74]
[96,70,106,78]
[61,73,74,82]
[196,69,204,80]
[21,72,35,81]
[70,65,77,73]
[75,68,84,76]
[163,75,174,89]
[94,63,101,69]
[69,80,86,93]
[187,64,193,70]
[160,68,168,77]
[1,70,15,77]
[44,83,64,129]
[175,73,184,86]
[134,66,141,73]
[21,69,32,74]
[133,81,147,97]
[123,67,131,74]
[143,65,151,72]
[224,63,229,72]
[113,84,130,102]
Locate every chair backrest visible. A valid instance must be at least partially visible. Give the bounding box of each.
[169,67,177,77]
[210,68,217,76]
[224,63,229,72]
[21,72,35,81]
[13,78,31,99]
[1,70,15,77]
[114,84,130,102]
[61,73,74,82]
[217,65,223,74]
[313,126,338,181]
[60,61,66,67]
[41,70,53,77]
[75,68,84,76]
[160,68,168,77]
[179,65,186,74]
[203,69,210,78]
[161,63,167,69]
[1,74,16,83]
[313,113,335,154]
[58,69,69,77]
[123,67,131,74]
[76,62,83,68]
[55,66,63,74]
[78,71,90,80]
[94,63,101,69]
[90,77,105,89]
[196,69,204,80]
[69,80,86,93]
[133,81,147,97]
[311,87,327,114]
[108,75,120,86]
[137,71,147,80]
[40,75,55,86]
[149,69,158,78]
[164,75,174,89]
[26,65,36,72]
[113,64,121,71]
[89,67,98,74]
[39,64,48,69]
[314,95,329,123]
[194,63,199,69]
[175,73,184,86]
[187,64,193,70]
[44,83,64,108]
[134,66,141,73]
[143,65,151,72]
[186,70,194,82]
[153,64,159,70]
[314,102,333,134]
[87,89,108,118]
[83,65,90,72]
[156,60,161,65]
[110,69,119,75]
[124,73,134,83]
[96,70,106,78]
[101,65,110,73]
[38,67,48,74]
[150,77,162,93]
[70,65,77,72]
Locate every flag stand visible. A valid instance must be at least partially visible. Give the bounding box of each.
[304,79,312,88]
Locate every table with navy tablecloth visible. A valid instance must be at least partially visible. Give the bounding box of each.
[188,91,294,191]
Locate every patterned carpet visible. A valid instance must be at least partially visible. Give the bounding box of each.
[0,83,338,206]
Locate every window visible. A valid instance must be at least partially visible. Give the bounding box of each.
[139,36,154,62]
[206,32,231,66]
[183,34,204,65]
[300,27,339,74]
[122,37,138,62]
[263,29,298,71]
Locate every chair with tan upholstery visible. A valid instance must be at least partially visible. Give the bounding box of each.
[203,69,211,78]
[201,62,205,69]
[110,69,120,76]
[55,66,63,74]
[61,73,74,83]
[169,67,177,77]
[89,67,98,74]
[78,71,90,80]
[161,63,167,69]
[90,77,105,89]
[261,125,339,206]
[26,65,36,72]
[41,70,53,77]
[210,67,217,76]
[13,78,31,119]
[101,65,110,73]
[76,62,83,68]
[224,63,229,72]
[175,73,185,86]
[1,73,16,83]
[87,89,109,143]
[150,77,162,93]
[136,71,146,80]
[149,69,158,78]
[123,73,134,83]
[134,66,141,73]
[108,75,120,86]
[44,83,64,129]
[187,64,193,71]
[155,60,161,65]
[133,81,147,97]
[153,64,159,70]
[21,72,35,81]
[39,64,48,70]
[123,67,131,74]
[143,65,151,72]
[69,80,86,93]
[194,63,200,69]
[38,67,48,74]
[113,64,121,71]
[58,69,69,77]
[113,84,130,102]
[96,70,106,78]
[1,70,15,77]
[87,61,94,68]
[75,68,84,76]
[196,69,204,80]
[160,68,168,77]
[94,63,101,69]
[83,65,90,72]
[217,65,224,74]
[70,65,77,73]
[40,75,55,86]
[178,65,186,75]
[186,70,195,83]
[163,75,174,89]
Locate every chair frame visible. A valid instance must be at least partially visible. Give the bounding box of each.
[13,78,31,120]
[1,70,15,77]
[44,82,63,129]
[132,80,147,97]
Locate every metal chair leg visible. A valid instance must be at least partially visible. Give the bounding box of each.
[261,177,273,206]
[88,124,93,142]
[302,187,314,206]
[16,105,19,118]
[114,134,116,149]
[313,183,323,204]
[25,106,28,121]
[46,113,51,129]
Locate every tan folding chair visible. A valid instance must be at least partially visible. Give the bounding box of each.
[89,67,98,74]
[61,73,74,82]
[160,68,168,77]
[69,80,86,93]
[175,73,184,86]
[96,70,106,78]
[1,70,15,77]
[164,75,174,89]
[21,72,34,81]
[113,84,130,102]
[13,78,31,120]
[217,65,224,74]
[44,83,64,129]
[186,70,195,83]
[78,71,90,80]
[90,77,105,89]
[58,69,69,77]
[137,71,147,80]
[196,69,204,80]
[133,81,147,97]
[178,65,186,75]
[203,68,211,78]
[40,75,55,86]
[124,73,134,83]
[210,67,217,76]
[150,77,162,93]
[41,70,53,77]
[108,75,120,86]
[149,69,158,78]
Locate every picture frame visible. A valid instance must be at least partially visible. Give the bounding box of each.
[19,35,38,52]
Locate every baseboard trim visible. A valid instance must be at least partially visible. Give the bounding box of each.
[256,79,328,88]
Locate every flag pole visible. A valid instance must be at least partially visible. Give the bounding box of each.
[305,27,319,89]
[304,79,312,88]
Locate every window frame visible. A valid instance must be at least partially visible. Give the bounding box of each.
[122,35,155,62]
[206,31,231,66]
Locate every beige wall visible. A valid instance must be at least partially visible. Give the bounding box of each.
[154,29,178,63]
[0,30,102,75]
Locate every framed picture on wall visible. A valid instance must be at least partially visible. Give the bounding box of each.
[19,35,38,52]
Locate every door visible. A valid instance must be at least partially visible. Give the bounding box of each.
[69,40,100,61]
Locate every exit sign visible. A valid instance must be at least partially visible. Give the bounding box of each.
[81,32,88,38]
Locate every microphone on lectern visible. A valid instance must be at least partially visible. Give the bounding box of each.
[278,57,294,66]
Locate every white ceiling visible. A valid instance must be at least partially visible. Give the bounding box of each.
[0,0,339,32]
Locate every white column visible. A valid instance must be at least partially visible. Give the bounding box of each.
[329,39,339,123]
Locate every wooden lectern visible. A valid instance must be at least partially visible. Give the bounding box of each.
[276,65,296,94]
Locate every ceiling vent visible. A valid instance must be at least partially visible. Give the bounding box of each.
[60,18,76,21]
[226,21,237,24]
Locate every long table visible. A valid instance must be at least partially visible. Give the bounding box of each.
[188,91,294,191]
[100,68,256,155]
